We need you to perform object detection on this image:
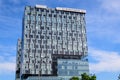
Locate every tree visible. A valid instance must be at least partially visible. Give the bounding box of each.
[70,73,96,80]
[81,73,96,80]
[81,73,90,80]
[90,74,96,80]
[70,76,80,80]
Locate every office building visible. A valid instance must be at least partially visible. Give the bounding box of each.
[16,39,22,80]
[15,5,89,80]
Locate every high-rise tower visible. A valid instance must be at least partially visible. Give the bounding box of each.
[16,5,89,80]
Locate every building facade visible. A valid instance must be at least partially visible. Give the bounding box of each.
[16,39,22,80]
[57,59,89,80]
[16,5,89,80]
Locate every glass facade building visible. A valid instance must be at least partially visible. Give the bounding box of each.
[57,59,89,80]
[26,76,64,80]
[15,5,89,80]
[16,39,22,80]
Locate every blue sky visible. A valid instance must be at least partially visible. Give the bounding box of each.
[0,0,120,80]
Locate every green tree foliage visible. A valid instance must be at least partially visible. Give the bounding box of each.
[81,73,96,80]
[81,73,90,80]
[90,74,96,80]
[70,73,96,80]
[70,76,80,80]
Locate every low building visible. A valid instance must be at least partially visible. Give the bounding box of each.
[58,59,89,80]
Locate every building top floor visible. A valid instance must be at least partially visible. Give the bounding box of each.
[25,4,86,14]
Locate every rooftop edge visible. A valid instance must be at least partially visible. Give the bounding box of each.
[35,4,86,13]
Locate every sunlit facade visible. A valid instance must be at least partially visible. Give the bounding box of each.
[57,59,89,80]
[16,39,22,80]
[15,5,89,80]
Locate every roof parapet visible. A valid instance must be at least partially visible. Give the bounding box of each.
[35,4,47,9]
[56,7,86,13]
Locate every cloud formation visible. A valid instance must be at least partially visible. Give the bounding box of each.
[99,0,120,14]
[0,62,15,74]
[89,48,120,73]
[0,55,16,74]
[0,45,16,74]
[87,0,120,44]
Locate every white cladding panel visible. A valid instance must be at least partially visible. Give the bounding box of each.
[36,4,47,8]
[56,7,86,13]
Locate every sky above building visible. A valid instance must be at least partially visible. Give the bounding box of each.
[0,0,120,80]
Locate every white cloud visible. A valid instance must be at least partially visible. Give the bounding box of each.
[0,45,16,74]
[0,55,16,74]
[89,48,120,73]
[87,10,120,44]
[99,0,120,14]
[86,0,120,44]
[0,62,15,74]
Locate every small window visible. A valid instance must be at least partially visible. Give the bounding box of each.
[46,27,49,30]
[32,30,35,34]
[25,70,29,73]
[59,15,62,18]
[73,17,76,19]
[36,8,39,11]
[49,14,52,17]
[52,46,55,49]
[46,10,49,12]
[27,13,31,15]
[29,35,33,38]
[25,55,27,58]
[61,11,64,14]
[37,50,40,53]
[41,45,44,48]
[51,10,54,13]
[49,32,52,35]
[47,36,49,39]
[69,33,73,36]
[41,9,44,12]
[59,32,62,35]
[58,37,60,40]
[43,40,47,44]
[35,45,38,48]
[61,66,65,69]
[41,35,44,39]
[38,14,41,16]
[56,11,59,13]
[69,16,71,19]
[36,35,39,38]
[49,50,52,53]
[43,50,47,53]
[41,27,44,30]
[54,15,56,17]
[38,31,41,34]
[32,60,34,63]
[36,65,38,68]
[38,40,41,43]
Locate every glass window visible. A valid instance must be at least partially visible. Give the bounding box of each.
[67,66,72,70]
[61,66,65,69]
